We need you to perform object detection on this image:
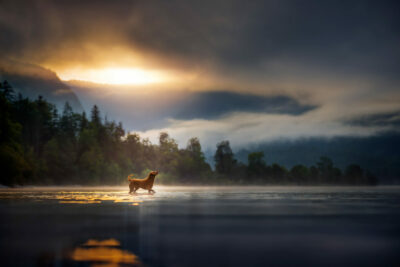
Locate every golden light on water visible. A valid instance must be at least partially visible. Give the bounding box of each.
[0,188,149,205]
[70,238,142,266]
[58,67,169,85]
[83,239,121,247]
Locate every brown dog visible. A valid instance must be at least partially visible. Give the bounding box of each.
[128,171,159,194]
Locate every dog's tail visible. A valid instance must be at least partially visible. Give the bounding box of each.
[127,174,135,182]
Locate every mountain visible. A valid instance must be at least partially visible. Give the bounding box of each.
[0,60,83,112]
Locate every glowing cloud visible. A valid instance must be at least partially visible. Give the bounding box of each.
[58,67,169,85]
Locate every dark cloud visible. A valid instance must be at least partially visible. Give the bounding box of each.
[348,111,400,128]
[170,91,316,120]
[68,81,315,130]
[1,0,399,79]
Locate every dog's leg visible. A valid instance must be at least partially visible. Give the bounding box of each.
[149,189,156,194]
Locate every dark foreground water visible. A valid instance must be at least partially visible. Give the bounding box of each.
[0,186,399,267]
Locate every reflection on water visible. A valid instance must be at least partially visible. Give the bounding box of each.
[83,239,121,246]
[1,186,400,266]
[0,188,146,205]
[55,191,143,205]
[1,186,400,214]
[59,200,102,204]
[69,239,142,267]
[0,186,400,217]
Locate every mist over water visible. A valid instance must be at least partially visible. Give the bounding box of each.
[1,186,399,266]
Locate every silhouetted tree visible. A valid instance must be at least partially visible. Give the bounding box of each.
[0,80,15,101]
[176,137,212,183]
[157,132,179,174]
[345,164,363,185]
[365,171,378,185]
[90,105,101,128]
[0,81,32,185]
[79,112,89,132]
[317,156,334,183]
[214,140,237,175]
[270,163,288,183]
[309,165,319,183]
[290,165,310,184]
[247,152,267,181]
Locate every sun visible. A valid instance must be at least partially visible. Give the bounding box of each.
[58,67,168,85]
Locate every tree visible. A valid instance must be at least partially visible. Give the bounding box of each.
[290,165,309,184]
[187,137,202,156]
[345,164,363,185]
[176,137,211,183]
[214,140,237,175]
[159,132,178,153]
[59,102,79,140]
[90,105,101,128]
[79,112,89,132]
[0,80,15,101]
[158,132,179,173]
[309,165,319,183]
[114,122,125,141]
[270,163,288,183]
[317,156,334,182]
[0,81,32,185]
[247,152,267,179]
[365,171,378,185]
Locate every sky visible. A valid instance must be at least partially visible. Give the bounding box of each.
[0,0,399,149]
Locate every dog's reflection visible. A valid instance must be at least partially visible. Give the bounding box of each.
[69,238,142,267]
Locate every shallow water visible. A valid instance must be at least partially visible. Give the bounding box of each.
[0,186,399,266]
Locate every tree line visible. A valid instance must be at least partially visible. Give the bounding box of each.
[215,143,376,185]
[0,80,377,186]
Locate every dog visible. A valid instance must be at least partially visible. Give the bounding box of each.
[128,171,159,194]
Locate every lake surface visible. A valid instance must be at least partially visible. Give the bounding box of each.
[0,186,399,267]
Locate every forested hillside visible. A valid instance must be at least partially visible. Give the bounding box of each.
[0,81,376,186]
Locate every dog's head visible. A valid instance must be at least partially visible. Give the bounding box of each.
[150,170,159,177]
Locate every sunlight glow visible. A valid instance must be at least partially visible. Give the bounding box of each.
[59,67,168,85]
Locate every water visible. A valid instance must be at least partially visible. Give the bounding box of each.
[0,186,399,266]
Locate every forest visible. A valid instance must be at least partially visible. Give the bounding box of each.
[0,80,377,186]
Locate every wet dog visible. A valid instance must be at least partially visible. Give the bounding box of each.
[128,171,159,194]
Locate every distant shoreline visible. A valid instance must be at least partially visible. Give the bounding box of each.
[2,184,399,191]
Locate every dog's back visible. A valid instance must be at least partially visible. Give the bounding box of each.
[128,171,158,193]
